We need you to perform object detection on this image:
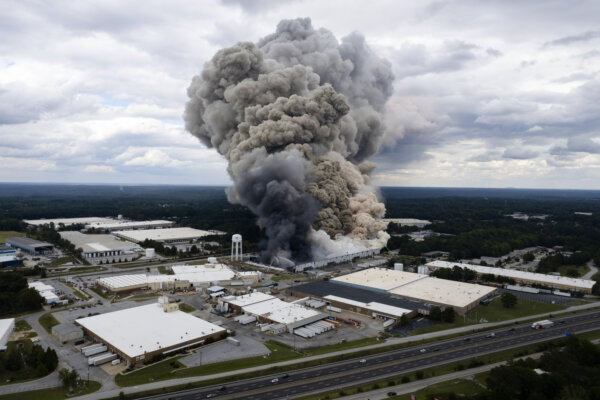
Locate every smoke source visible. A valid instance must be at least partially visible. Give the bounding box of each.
[185,18,393,262]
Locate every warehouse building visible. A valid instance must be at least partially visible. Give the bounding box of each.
[171,264,236,286]
[289,280,428,317]
[86,220,174,232]
[75,300,226,365]
[24,217,117,227]
[96,274,190,295]
[381,218,431,227]
[222,293,326,332]
[425,260,596,294]
[113,227,215,244]
[28,281,60,304]
[331,268,496,315]
[59,231,142,264]
[0,318,15,348]
[52,323,83,344]
[6,237,54,255]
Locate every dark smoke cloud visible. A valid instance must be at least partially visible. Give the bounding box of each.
[185,18,393,261]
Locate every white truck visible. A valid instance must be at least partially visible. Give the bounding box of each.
[531,320,554,329]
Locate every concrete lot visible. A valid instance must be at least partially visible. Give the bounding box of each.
[180,335,270,367]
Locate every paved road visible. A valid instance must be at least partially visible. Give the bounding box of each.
[70,306,600,400]
[583,260,598,280]
[139,311,599,400]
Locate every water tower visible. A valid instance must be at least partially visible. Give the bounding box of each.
[231,234,242,261]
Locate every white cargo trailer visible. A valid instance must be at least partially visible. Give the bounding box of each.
[531,320,554,329]
[89,352,117,366]
[83,345,107,357]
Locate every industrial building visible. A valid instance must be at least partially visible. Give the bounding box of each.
[171,264,236,286]
[0,318,15,348]
[24,217,118,227]
[28,281,61,305]
[52,323,83,344]
[75,300,226,365]
[86,220,174,232]
[425,260,596,294]
[222,293,326,332]
[96,274,190,295]
[0,245,18,267]
[6,237,54,255]
[330,268,496,315]
[294,248,383,272]
[289,280,429,318]
[113,227,216,244]
[59,231,142,264]
[382,218,431,227]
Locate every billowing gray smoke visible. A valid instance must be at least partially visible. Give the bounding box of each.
[185,18,393,262]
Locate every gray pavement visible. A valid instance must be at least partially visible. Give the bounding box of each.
[583,260,598,280]
[180,336,269,367]
[69,301,600,400]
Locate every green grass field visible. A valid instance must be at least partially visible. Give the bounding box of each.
[15,320,33,331]
[38,312,59,334]
[557,264,590,278]
[0,231,24,244]
[178,303,195,313]
[0,380,100,400]
[411,296,566,335]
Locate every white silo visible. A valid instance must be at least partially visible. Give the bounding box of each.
[231,234,243,261]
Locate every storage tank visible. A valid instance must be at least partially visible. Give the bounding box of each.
[417,266,430,275]
[145,248,155,258]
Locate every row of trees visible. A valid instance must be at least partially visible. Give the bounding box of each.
[0,272,43,317]
[0,340,57,380]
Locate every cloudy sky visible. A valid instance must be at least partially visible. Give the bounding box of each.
[1,0,599,189]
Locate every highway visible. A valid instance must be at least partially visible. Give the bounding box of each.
[139,310,600,400]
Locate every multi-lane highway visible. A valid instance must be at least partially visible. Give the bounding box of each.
[141,310,600,400]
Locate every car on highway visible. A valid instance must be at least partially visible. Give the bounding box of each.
[219,386,226,391]
[206,394,216,398]
[360,359,367,363]
[271,378,279,383]
[282,373,289,378]
[387,392,397,397]
[419,348,426,353]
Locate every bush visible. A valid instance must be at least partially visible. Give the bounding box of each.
[401,376,410,383]
[416,370,424,380]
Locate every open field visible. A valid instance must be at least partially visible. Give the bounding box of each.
[410,296,566,335]
[0,231,24,244]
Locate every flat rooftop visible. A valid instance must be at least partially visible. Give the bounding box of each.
[28,281,55,293]
[292,280,429,312]
[96,274,177,290]
[242,298,323,325]
[24,217,117,227]
[222,292,275,308]
[171,264,235,284]
[6,236,53,249]
[323,295,412,318]
[86,220,174,230]
[381,218,431,226]
[59,231,140,253]
[332,268,427,292]
[0,318,15,337]
[426,260,596,290]
[389,277,496,308]
[76,303,225,358]
[113,227,214,243]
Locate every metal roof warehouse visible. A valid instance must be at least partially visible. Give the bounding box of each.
[75,302,225,365]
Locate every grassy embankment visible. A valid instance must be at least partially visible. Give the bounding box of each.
[0,381,101,400]
[410,297,566,335]
[0,231,24,243]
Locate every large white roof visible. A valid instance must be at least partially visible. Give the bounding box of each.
[113,227,214,243]
[171,264,235,284]
[426,260,596,290]
[59,231,140,253]
[24,217,117,227]
[323,295,412,318]
[242,298,322,325]
[390,277,496,308]
[76,303,225,358]
[0,318,15,344]
[28,281,55,293]
[223,292,275,307]
[332,268,427,291]
[96,274,177,290]
[86,220,174,230]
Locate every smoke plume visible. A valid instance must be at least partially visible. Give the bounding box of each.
[185,18,393,262]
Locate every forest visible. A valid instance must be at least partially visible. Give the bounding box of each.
[1,184,599,269]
